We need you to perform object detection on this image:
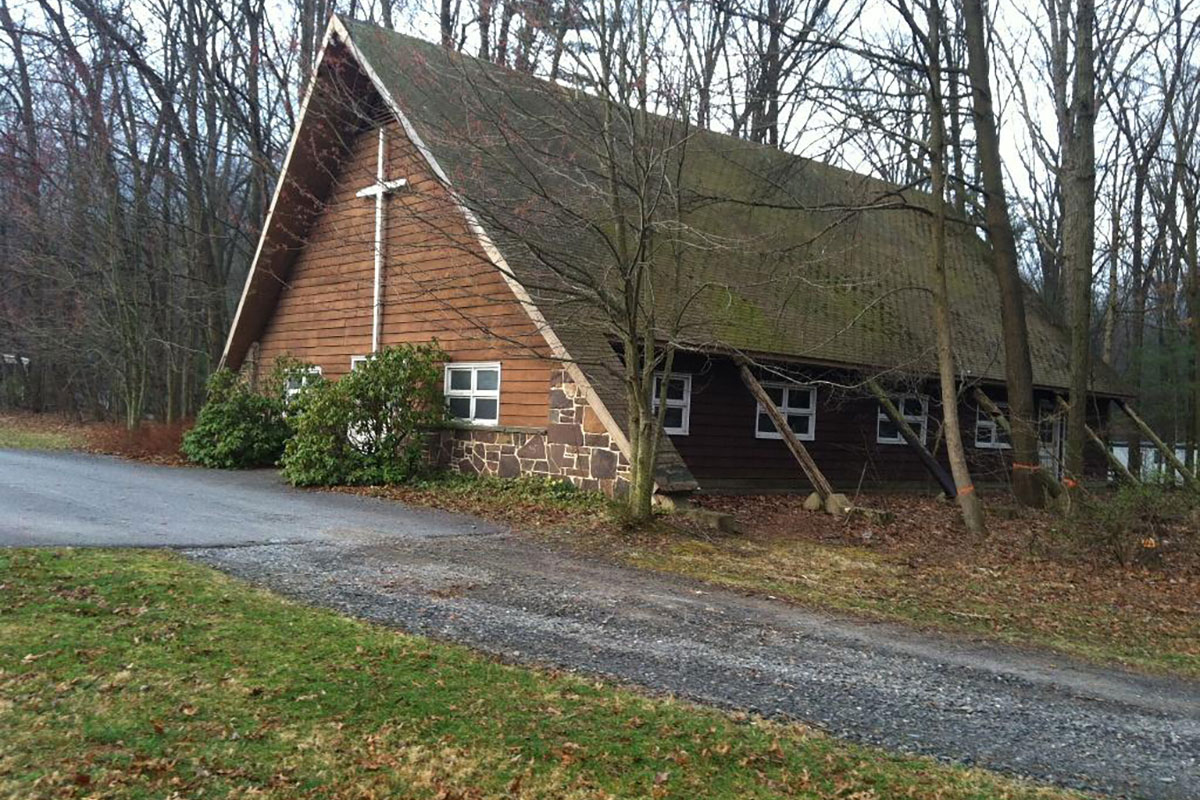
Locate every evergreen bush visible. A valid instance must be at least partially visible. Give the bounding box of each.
[181,366,296,469]
[280,344,446,486]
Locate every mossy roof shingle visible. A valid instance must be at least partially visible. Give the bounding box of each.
[341,17,1126,399]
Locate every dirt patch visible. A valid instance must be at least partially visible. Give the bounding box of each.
[85,419,191,464]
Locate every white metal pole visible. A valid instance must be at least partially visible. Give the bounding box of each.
[372,128,384,353]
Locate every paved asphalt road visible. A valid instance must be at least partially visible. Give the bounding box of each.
[2,448,1198,799]
[0,449,496,547]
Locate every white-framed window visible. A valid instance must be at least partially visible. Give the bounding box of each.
[284,365,322,402]
[444,362,500,425]
[877,394,929,445]
[975,400,1012,449]
[652,373,692,436]
[755,382,816,441]
[350,355,370,370]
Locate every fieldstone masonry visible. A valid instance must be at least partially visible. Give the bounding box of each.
[432,368,632,496]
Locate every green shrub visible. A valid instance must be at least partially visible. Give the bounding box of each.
[280,344,446,486]
[181,368,293,469]
[1053,483,1198,567]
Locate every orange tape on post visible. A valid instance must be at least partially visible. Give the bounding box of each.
[957,484,976,496]
[1062,477,1079,489]
[1012,462,1041,471]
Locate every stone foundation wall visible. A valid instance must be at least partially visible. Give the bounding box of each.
[432,369,631,496]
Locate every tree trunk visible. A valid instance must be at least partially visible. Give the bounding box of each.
[622,333,670,523]
[440,0,456,48]
[962,0,1044,507]
[299,0,316,91]
[924,0,984,534]
[1063,0,1097,481]
[479,0,493,60]
[1186,193,1199,471]
[1122,167,1153,479]
[1103,194,1119,364]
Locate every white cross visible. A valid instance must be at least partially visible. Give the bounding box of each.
[355,127,408,353]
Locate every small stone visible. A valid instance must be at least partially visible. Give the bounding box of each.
[824,492,851,516]
[516,437,546,460]
[547,423,583,446]
[497,454,520,478]
[582,406,608,434]
[802,491,823,512]
[592,448,617,479]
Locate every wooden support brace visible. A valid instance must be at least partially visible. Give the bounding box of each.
[866,379,957,499]
[1116,401,1199,491]
[971,388,1063,500]
[1055,396,1137,486]
[738,363,835,501]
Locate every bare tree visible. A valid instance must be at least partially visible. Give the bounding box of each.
[895,0,986,532]
[962,0,1045,506]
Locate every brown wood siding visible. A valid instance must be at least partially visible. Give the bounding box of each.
[666,355,1112,491]
[256,117,554,427]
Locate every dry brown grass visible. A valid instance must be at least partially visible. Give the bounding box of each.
[573,492,1200,678]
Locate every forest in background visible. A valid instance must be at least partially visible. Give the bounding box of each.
[0,0,1196,456]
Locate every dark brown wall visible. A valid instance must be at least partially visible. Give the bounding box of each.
[665,355,1111,492]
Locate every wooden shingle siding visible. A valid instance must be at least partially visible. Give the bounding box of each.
[257,115,554,428]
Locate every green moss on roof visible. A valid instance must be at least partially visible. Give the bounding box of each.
[338,15,1126,397]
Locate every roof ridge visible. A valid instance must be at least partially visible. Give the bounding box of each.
[335,14,919,204]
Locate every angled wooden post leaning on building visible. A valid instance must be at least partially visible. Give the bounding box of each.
[1116,401,1200,491]
[971,388,1065,499]
[867,379,956,499]
[1055,395,1138,486]
[737,362,834,502]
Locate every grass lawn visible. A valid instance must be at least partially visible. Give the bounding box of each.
[0,549,1078,800]
[0,413,87,451]
[0,411,187,463]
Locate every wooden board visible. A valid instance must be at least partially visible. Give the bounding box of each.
[256,116,555,428]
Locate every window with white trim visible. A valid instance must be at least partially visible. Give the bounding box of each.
[444,362,500,425]
[350,355,370,370]
[755,382,816,441]
[284,365,322,402]
[975,400,1012,449]
[652,373,691,435]
[877,394,929,445]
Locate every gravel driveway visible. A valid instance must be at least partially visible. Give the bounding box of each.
[3,449,1198,799]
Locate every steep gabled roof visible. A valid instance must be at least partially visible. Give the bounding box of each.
[224,15,1127,490]
[333,16,1126,398]
[222,16,707,490]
